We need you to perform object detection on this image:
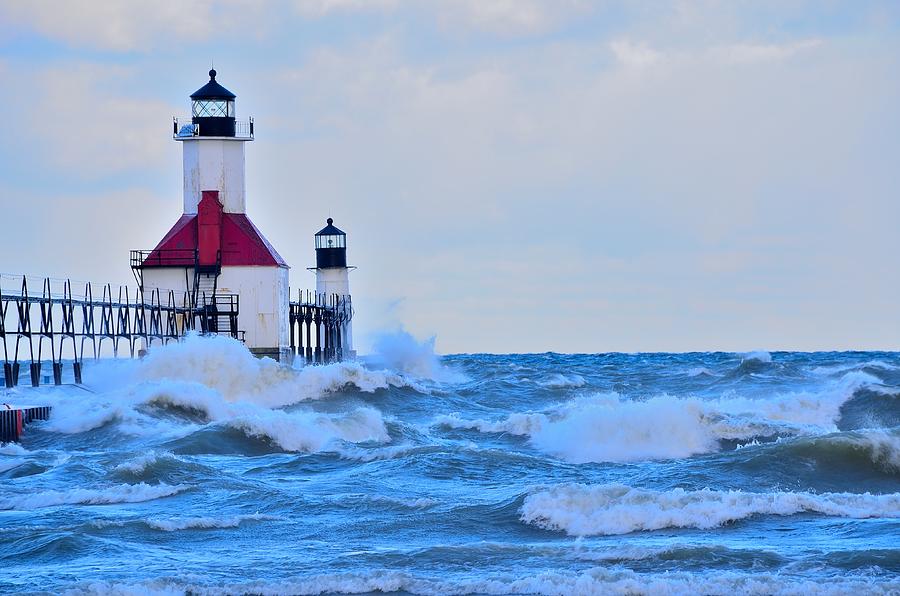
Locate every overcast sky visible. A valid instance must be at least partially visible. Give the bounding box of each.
[0,1,898,353]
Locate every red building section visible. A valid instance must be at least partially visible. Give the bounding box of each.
[145,191,286,267]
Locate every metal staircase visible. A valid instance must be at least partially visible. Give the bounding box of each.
[192,250,220,304]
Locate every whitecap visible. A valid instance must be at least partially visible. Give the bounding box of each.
[145,513,278,531]
[520,483,900,536]
[434,371,881,464]
[0,482,188,510]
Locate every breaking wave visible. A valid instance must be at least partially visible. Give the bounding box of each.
[113,452,177,475]
[435,371,880,463]
[536,374,586,389]
[0,482,188,510]
[520,483,900,536]
[28,335,435,454]
[733,350,774,375]
[743,428,900,475]
[145,513,278,531]
[741,350,772,364]
[366,328,467,383]
[221,406,390,452]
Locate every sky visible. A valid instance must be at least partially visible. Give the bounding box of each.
[0,0,898,354]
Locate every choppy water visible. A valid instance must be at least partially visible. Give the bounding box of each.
[2,335,900,595]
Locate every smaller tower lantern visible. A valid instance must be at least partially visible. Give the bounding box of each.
[190,69,237,137]
[315,218,347,268]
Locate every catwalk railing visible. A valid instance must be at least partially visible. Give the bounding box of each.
[1,275,353,388]
[289,290,353,365]
[0,274,240,388]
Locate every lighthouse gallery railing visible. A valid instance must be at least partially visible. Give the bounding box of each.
[172,117,254,139]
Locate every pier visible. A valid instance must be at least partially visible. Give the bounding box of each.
[0,404,51,443]
[1,273,353,389]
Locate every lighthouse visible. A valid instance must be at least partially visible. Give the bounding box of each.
[134,69,291,361]
[313,218,355,358]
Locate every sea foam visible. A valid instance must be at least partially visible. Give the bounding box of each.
[520,483,900,536]
[60,568,900,596]
[145,513,278,531]
[435,371,880,463]
[35,335,407,453]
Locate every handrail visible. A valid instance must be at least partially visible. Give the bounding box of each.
[172,117,254,139]
[131,249,198,269]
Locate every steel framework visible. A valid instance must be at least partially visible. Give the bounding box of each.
[289,290,353,365]
[0,274,240,388]
[1,274,354,388]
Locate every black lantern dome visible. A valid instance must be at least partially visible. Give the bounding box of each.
[190,69,237,137]
[315,218,347,268]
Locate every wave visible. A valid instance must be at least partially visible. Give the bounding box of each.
[740,350,772,364]
[113,452,177,475]
[0,482,188,510]
[742,428,900,475]
[39,361,393,454]
[0,444,31,455]
[687,367,719,377]
[520,483,900,536]
[131,333,433,407]
[222,406,390,453]
[0,458,25,474]
[434,371,881,463]
[812,360,900,376]
[56,333,436,420]
[536,374,586,389]
[59,568,900,596]
[726,350,775,377]
[145,513,278,531]
[333,443,428,462]
[367,328,467,383]
[144,385,391,453]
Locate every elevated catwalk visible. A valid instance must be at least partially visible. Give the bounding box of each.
[0,274,353,390]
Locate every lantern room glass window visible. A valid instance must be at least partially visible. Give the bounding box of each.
[316,234,346,249]
[192,99,235,118]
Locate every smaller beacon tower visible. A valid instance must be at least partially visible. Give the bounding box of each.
[314,219,355,357]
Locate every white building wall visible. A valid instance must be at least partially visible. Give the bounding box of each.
[216,266,290,353]
[140,268,191,299]
[139,265,289,356]
[315,268,350,297]
[181,138,248,214]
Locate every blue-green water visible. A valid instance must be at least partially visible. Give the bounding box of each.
[1,335,899,594]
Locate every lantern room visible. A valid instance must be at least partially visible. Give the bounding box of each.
[315,218,348,268]
[190,69,237,137]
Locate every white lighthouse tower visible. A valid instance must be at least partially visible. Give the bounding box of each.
[135,69,291,361]
[313,219,355,357]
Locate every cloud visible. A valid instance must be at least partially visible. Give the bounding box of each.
[0,0,256,51]
[0,185,175,284]
[293,0,400,17]
[1,2,898,351]
[712,39,824,64]
[16,63,176,177]
[433,0,592,35]
[610,39,663,68]
[246,31,899,351]
[292,0,594,36]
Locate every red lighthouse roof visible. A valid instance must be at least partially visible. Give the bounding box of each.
[146,191,286,267]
